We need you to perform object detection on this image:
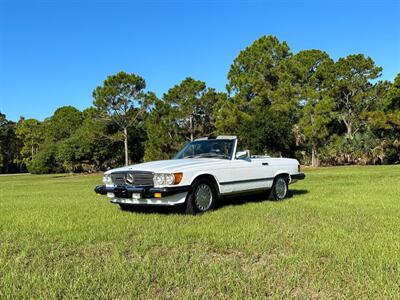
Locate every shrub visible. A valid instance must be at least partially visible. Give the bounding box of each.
[29,144,63,174]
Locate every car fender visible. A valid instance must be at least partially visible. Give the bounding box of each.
[188,172,222,194]
[273,170,291,183]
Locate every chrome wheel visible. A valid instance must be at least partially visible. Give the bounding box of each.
[275,177,287,200]
[194,183,213,211]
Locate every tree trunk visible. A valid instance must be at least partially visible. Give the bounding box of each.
[123,127,129,166]
[189,114,194,141]
[343,116,353,138]
[311,142,319,167]
[309,112,319,167]
[31,142,34,159]
[346,121,353,138]
[344,107,353,138]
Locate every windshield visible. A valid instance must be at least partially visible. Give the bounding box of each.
[174,139,235,160]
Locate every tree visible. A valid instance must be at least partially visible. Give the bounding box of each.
[15,118,43,168]
[28,106,83,173]
[144,96,181,161]
[144,78,223,161]
[367,74,400,128]
[212,93,244,136]
[385,74,400,112]
[163,77,213,141]
[227,35,292,103]
[222,35,297,155]
[0,113,23,173]
[93,71,150,166]
[196,88,224,136]
[53,108,110,172]
[30,106,83,173]
[291,50,335,166]
[29,143,62,174]
[43,106,83,141]
[331,54,382,138]
[75,107,116,169]
[365,74,400,163]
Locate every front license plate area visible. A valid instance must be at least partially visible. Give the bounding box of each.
[132,193,141,200]
[114,187,130,198]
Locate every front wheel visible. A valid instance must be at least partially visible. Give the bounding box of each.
[185,179,217,214]
[270,176,288,200]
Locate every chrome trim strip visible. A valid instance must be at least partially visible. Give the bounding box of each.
[219,177,274,185]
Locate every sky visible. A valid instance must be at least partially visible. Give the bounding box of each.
[0,0,399,122]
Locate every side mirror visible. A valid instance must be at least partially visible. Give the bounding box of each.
[235,150,250,159]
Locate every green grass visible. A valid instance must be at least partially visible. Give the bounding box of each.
[0,166,399,299]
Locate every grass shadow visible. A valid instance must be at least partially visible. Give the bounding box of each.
[119,204,184,215]
[52,174,75,179]
[287,189,308,197]
[119,189,309,215]
[215,188,309,210]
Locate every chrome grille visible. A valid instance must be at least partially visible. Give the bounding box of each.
[110,171,153,186]
[110,173,126,185]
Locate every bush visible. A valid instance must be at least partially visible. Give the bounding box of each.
[29,144,63,174]
[319,131,385,165]
[383,147,400,164]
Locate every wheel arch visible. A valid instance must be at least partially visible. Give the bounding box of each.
[190,173,221,196]
[273,171,290,184]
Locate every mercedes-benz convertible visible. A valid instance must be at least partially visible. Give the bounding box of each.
[94,136,305,213]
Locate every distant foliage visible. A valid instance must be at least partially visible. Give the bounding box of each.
[0,35,399,173]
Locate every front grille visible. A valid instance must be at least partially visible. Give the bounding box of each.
[110,173,126,185]
[110,171,153,186]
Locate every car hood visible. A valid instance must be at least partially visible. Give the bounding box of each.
[105,158,227,174]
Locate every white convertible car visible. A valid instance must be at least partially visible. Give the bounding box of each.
[95,136,305,213]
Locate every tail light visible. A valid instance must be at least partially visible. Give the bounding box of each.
[298,164,301,172]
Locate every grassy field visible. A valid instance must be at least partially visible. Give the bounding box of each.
[0,166,399,299]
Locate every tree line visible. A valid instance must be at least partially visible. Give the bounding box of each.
[1,35,399,174]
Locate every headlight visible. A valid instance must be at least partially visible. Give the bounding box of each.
[102,174,112,185]
[154,174,165,186]
[153,173,183,186]
[165,174,175,185]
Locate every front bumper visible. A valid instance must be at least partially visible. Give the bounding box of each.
[94,184,191,206]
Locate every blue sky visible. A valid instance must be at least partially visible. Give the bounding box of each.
[0,0,399,121]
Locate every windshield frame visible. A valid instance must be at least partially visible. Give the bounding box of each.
[174,139,237,160]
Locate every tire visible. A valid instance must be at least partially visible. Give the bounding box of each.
[270,176,288,200]
[185,179,217,214]
[119,204,133,211]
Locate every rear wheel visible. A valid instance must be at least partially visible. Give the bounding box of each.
[270,176,288,200]
[185,179,217,214]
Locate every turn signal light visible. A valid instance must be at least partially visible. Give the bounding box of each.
[173,173,183,184]
[154,192,162,198]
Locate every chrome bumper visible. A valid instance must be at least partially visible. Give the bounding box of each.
[94,185,191,206]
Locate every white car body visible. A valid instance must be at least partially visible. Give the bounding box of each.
[95,136,305,207]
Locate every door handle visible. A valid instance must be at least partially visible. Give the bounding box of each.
[262,162,269,166]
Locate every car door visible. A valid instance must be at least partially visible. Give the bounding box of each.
[220,157,274,193]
